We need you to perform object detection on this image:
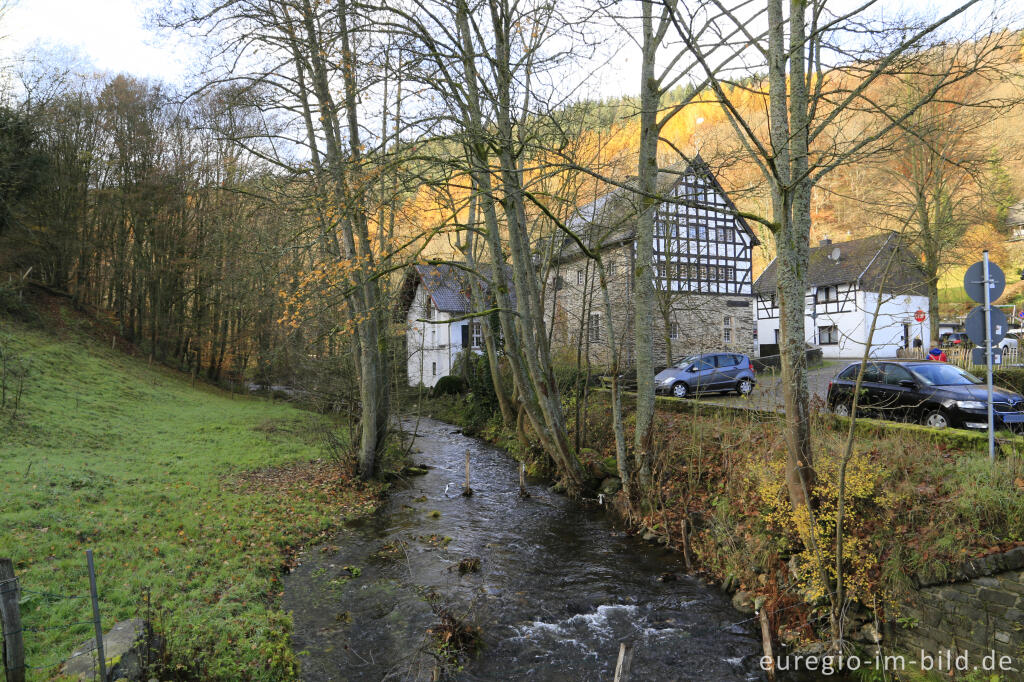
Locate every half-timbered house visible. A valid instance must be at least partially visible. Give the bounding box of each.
[753,234,930,358]
[546,157,760,368]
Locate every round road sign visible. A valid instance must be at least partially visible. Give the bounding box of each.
[914,309,926,323]
[964,261,1006,304]
[965,306,1008,346]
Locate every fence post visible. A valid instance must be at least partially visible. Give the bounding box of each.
[86,550,106,681]
[0,558,25,682]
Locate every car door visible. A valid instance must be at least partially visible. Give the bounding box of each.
[690,354,717,392]
[713,354,741,389]
[855,362,887,415]
[879,363,925,422]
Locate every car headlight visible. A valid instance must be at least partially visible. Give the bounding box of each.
[660,376,675,385]
[955,400,985,410]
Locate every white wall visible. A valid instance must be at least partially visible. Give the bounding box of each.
[861,292,931,357]
[406,285,458,388]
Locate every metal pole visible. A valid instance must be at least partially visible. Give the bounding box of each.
[983,252,995,463]
[86,550,107,681]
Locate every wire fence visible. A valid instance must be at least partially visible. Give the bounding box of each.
[0,553,154,682]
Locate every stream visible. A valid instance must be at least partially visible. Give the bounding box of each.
[284,418,773,681]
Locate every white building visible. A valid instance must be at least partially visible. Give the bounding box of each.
[398,264,490,387]
[753,234,931,358]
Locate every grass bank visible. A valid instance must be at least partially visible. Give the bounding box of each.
[0,309,383,680]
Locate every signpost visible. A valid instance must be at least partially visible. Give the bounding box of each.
[964,252,1005,463]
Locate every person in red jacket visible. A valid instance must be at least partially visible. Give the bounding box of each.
[928,347,947,362]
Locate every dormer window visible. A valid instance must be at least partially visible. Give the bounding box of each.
[816,286,838,303]
[424,295,434,319]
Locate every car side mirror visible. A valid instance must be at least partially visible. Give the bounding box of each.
[898,380,917,389]
[688,366,698,373]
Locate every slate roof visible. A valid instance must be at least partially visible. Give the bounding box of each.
[753,233,927,296]
[396,262,514,319]
[556,155,759,262]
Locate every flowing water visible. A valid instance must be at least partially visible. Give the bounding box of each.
[284,418,773,681]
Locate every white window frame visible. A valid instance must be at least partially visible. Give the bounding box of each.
[669,321,679,340]
[723,315,733,343]
[471,321,483,349]
[576,269,584,285]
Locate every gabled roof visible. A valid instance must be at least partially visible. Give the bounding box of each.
[753,233,927,296]
[557,155,760,262]
[396,262,514,320]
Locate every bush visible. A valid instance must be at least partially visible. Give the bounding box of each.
[432,374,468,397]
[993,368,1024,394]
[0,277,37,322]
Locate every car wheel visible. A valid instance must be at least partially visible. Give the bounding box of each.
[922,410,950,429]
[833,402,851,417]
[737,379,754,396]
[671,382,688,399]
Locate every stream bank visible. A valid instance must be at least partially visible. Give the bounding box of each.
[284,418,770,680]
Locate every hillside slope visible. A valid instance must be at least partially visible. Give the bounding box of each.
[0,306,380,679]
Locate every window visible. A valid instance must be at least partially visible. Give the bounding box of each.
[817,286,838,303]
[588,313,601,342]
[424,295,434,319]
[723,315,732,343]
[819,325,839,345]
[471,321,483,349]
[669,321,679,340]
[432,362,437,377]
[883,364,914,386]
[774,329,780,344]
[577,269,584,285]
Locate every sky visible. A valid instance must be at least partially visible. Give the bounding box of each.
[1,0,190,84]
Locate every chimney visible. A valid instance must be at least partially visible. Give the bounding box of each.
[819,237,832,247]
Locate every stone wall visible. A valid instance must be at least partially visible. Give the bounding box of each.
[892,547,1024,669]
[546,244,756,370]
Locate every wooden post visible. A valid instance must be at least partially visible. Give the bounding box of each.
[86,550,106,682]
[519,462,529,497]
[613,640,634,682]
[0,558,25,682]
[461,450,473,497]
[759,608,775,681]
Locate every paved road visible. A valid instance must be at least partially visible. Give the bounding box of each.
[692,361,844,411]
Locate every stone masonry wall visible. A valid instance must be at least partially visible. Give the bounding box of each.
[892,547,1024,671]
[546,244,756,371]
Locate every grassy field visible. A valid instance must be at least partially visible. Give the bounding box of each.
[0,310,382,679]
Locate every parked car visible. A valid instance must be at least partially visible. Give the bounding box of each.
[939,332,971,348]
[655,353,756,398]
[826,360,1024,431]
[999,332,1020,354]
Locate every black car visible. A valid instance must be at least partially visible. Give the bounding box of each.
[826,360,1024,431]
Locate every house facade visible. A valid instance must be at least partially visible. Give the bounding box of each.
[398,264,486,387]
[546,157,760,368]
[753,234,930,358]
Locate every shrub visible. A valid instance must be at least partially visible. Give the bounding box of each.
[432,374,468,397]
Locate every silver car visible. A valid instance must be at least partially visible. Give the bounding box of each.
[655,353,756,399]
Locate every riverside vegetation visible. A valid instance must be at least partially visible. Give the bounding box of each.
[425,357,1024,674]
[0,299,388,680]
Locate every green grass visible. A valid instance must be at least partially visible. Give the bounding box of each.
[0,312,381,679]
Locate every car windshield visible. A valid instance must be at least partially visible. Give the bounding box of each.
[675,355,699,369]
[910,363,983,386]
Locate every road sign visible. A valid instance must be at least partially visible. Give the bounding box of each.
[965,306,1008,345]
[964,261,1006,304]
[914,309,926,323]
[973,347,1002,366]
